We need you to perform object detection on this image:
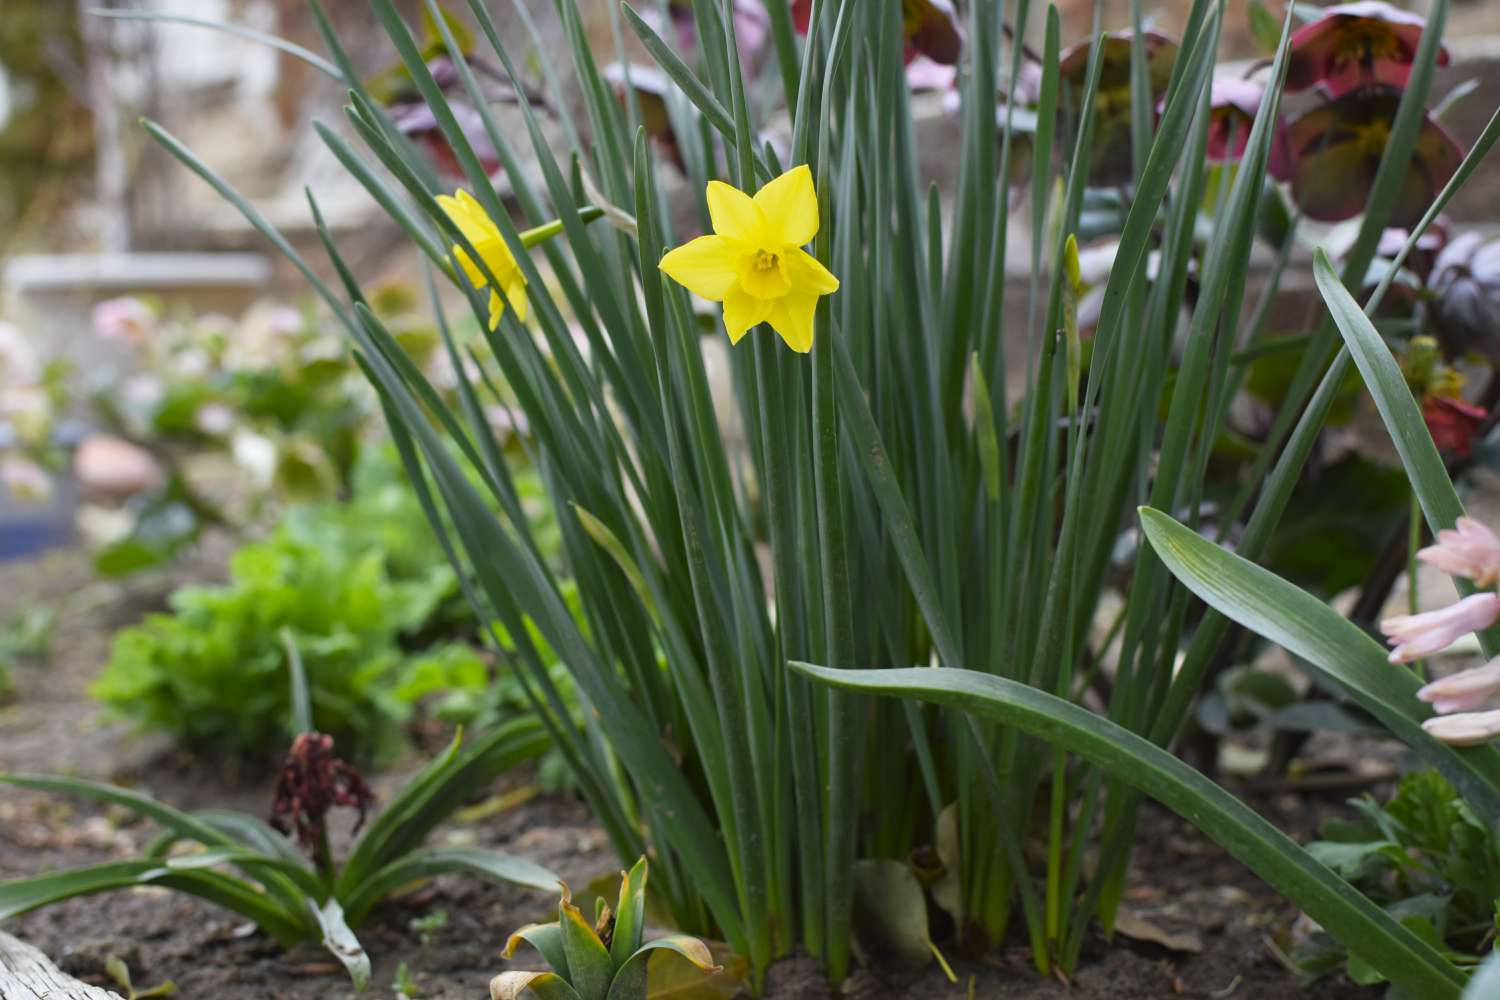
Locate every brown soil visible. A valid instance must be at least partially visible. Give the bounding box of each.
[0,545,1379,999]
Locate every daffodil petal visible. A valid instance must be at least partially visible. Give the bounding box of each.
[753,165,819,247]
[659,235,740,301]
[784,248,840,295]
[454,245,487,289]
[767,293,817,353]
[486,288,504,331]
[506,274,529,323]
[438,190,500,248]
[706,181,769,245]
[723,286,774,343]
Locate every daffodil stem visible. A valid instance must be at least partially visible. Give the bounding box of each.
[814,304,857,985]
[517,206,604,248]
[1409,488,1426,682]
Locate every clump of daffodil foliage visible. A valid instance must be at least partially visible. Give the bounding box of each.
[127,0,1500,995]
[492,858,719,1000]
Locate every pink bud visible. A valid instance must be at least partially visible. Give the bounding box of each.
[1421,708,1500,747]
[1417,657,1500,714]
[1418,518,1500,587]
[1381,593,1500,664]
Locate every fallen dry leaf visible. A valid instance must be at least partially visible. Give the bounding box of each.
[1113,906,1203,954]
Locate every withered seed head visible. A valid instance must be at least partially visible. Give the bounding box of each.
[269,732,375,856]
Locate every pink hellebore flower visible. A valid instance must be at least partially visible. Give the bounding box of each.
[1418,517,1500,587]
[1286,1,1450,99]
[1421,708,1500,747]
[669,0,770,58]
[1380,592,1500,664]
[1422,395,1487,459]
[792,0,963,66]
[1283,89,1462,228]
[1059,30,1179,187]
[906,56,958,93]
[603,63,687,172]
[1417,658,1500,715]
[1375,219,1448,283]
[1202,78,1292,180]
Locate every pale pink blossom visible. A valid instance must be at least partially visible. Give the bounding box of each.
[194,402,236,436]
[0,322,41,385]
[120,374,166,409]
[1381,593,1500,663]
[1,386,53,446]
[1,456,54,503]
[1421,708,1500,747]
[906,57,958,93]
[169,347,211,380]
[91,297,155,347]
[73,434,163,501]
[1418,517,1500,586]
[1417,657,1500,714]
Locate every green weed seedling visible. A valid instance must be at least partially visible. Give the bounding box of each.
[492,858,719,1000]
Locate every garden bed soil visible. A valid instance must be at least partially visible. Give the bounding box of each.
[1,546,1379,999]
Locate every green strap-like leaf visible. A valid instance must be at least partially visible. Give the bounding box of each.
[1138,507,1500,823]
[341,847,557,928]
[0,773,312,913]
[337,732,463,896]
[606,936,722,1000]
[0,860,309,948]
[610,856,650,970]
[188,810,305,865]
[560,886,615,1000]
[504,920,570,982]
[1314,246,1465,533]
[161,849,324,900]
[1313,247,1500,656]
[789,662,1465,1000]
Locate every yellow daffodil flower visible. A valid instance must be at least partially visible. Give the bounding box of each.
[436,189,528,331]
[658,165,839,353]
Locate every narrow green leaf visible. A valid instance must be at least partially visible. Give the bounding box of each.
[610,856,650,970]
[0,860,309,947]
[1314,246,1500,656]
[969,354,1002,502]
[505,920,571,981]
[1138,507,1500,822]
[790,662,1465,1000]
[281,628,312,736]
[342,847,558,928]
[560,885,615,1000]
